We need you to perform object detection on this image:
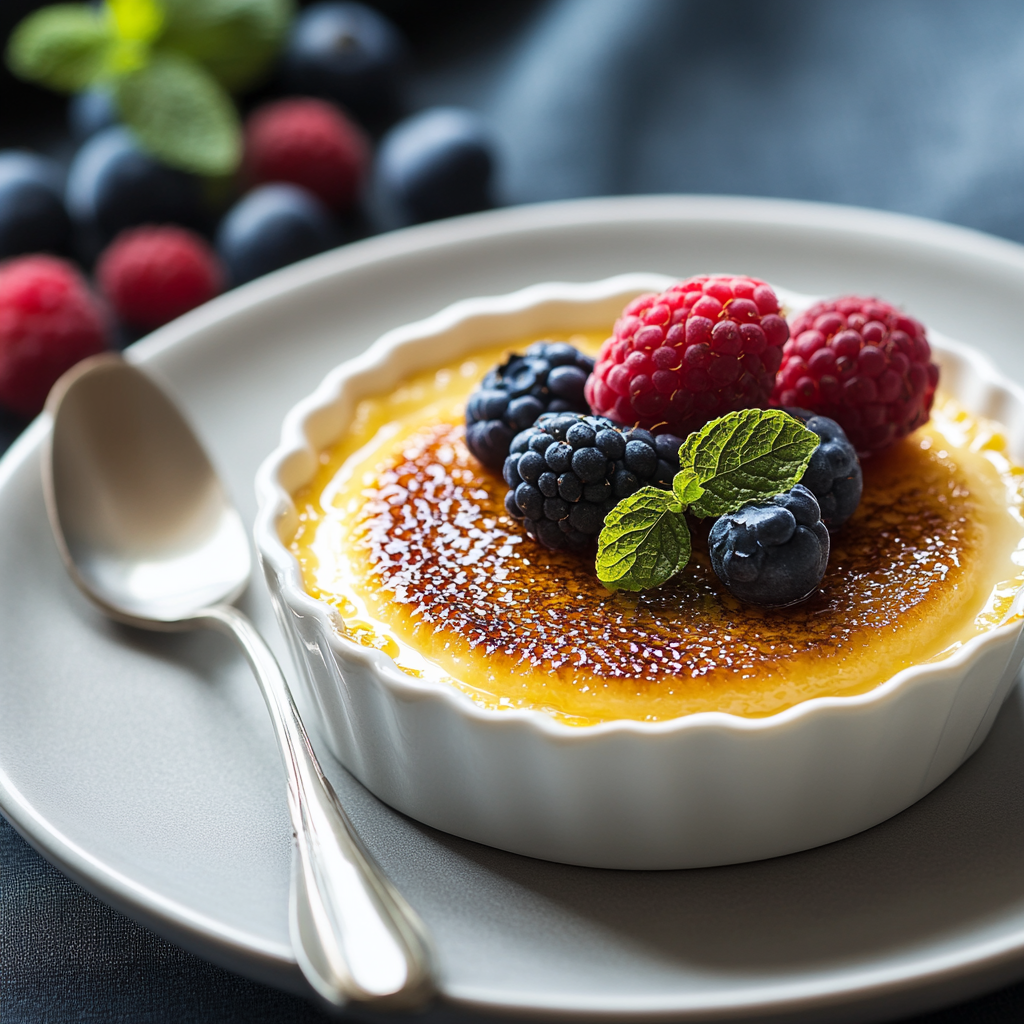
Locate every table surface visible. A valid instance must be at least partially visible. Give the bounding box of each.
[7,2,1024,1021]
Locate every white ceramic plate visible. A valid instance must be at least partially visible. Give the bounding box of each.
[6,196,1024,1022]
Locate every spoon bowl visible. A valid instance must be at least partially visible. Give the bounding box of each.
[47,356,250,625]
[43,353,435,1010]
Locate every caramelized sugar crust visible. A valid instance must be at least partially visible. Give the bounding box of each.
[345,420,981,708]
[290,332,1023,721]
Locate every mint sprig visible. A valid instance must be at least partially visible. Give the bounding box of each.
[160,0,294,94]
[595,487,692,592]
[6,5,115,91]
[5,0,293,176]
[595,409,819,592]
[672,468,704,508]
[115,53,241,176]
[682,408,822,518]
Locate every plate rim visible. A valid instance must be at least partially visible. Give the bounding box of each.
[6,193,1024,1019]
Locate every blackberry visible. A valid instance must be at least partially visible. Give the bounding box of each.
[708,484,829,608]
[465,341,595,470]
[503,412,683,552]
[784,407,862,530]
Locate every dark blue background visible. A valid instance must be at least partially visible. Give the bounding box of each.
[6,1,1024,1020]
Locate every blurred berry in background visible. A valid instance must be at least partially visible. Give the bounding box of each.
[372,106,496,228]
[282,1,408,129]
[0,254,108,417]
[67,86,118,143]
[0,0,502,427]
[96,225,223,331]
[0,150,69,258]
[217,182,339,285]
[65,127,209,260]
[244,97,369,212]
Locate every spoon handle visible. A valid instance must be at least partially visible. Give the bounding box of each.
[200,603,435,1010]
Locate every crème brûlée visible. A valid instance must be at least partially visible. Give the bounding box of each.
[288,332,1024,725]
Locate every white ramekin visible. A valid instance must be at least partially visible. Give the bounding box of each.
[254,274,1024,870]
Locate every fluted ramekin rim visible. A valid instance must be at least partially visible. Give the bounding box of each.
[254,273,1024,742]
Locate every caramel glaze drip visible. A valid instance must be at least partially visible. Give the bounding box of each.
[345,419,984,719]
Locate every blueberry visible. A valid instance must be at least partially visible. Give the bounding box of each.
[0,151,70,259]
[68,88,118,142]
[216,184,340,286]
[372,107,496,228]
[709,484,830,608]
[282,2,406,128]
[65,127,206,258]
[773,485,822,527]
[784,408,863,530]
[743,505,797,546]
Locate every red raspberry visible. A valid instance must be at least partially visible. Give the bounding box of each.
[244,97,369,212]
[770,296,939,454]
[585,275,789,435]
[96,226,224,331]
[0,255,108,418]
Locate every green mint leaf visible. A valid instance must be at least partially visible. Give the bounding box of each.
[107,0,165,43]
[115,53,241,175]
[680,409,819,518]
[672,468,704,509]
[6,5,115,91]
[159,0,293,93]
[596,487,692,592]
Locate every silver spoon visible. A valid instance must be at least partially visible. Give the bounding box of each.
[41,352,435,1011]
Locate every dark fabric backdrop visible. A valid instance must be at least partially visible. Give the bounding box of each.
[6,1,1024,1020]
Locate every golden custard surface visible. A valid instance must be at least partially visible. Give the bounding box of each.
[290,334,1024,724]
